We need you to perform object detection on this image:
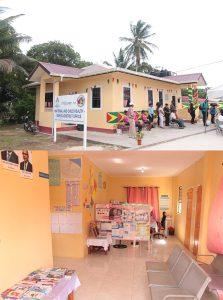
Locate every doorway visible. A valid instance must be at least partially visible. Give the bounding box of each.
[184,188,193,249]
[172,96,176,106]
[184,186,203,255]
[159,91,163,105]
[148,90,153,106]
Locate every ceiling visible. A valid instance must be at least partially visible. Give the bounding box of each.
[85,151,204,177]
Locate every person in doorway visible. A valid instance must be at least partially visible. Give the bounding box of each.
[170,99,176,112]
[148,103,154,122]
[161,211,167,229]
[20,150,33,172]
[127,103,136,138]
[164,103,171,126]
[170,109,185,128]
[158,104,164,128]
[200,99,209,126]
[210,104,217,124]
[188,102,196,124]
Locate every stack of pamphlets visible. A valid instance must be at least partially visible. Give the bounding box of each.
[1,268,76,299]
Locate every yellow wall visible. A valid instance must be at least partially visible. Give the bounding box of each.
[108,176,173,217]
[35,71,182,130]
[49,154,109,258]
[0,151,53,293]
[172,152,223,256]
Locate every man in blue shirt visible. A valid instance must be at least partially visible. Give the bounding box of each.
[148,103,154,122]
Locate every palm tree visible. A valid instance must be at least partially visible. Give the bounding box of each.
[0,6,32,73]
[120,20,157,71]
[103,48,131,69]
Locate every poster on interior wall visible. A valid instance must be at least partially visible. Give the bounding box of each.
[109,204,122,222]
[49,159,60,186]
[61,158,82,181]
[95,204,110,221]
[66,181,80,209]
[160,195,169,211]
[98,172,103,189]
[51,212,82,234]
[135,205,150,223]
[1,150,19,172]
[18,150,33,179]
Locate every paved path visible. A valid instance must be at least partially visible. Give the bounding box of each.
[142,130,223,150]
[59,122,217,150]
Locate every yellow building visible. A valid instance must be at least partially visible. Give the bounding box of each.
[28,62,206,133]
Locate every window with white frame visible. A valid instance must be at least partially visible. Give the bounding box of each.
[91,87,101,108]
[177,186,183,214]
[123,87,131,107]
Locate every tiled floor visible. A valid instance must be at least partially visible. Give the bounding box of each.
[54,237,182,300]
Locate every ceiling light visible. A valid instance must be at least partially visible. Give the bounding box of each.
[113,158,123,164]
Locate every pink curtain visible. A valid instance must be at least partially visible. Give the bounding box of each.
[126,186,159,221]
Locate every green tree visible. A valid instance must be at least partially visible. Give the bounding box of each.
[120,20,157,71]
[27,41,92,68]
[0,6,32,73]
[104,48,131,68]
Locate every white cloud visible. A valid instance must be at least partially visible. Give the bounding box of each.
[2,0,223,87]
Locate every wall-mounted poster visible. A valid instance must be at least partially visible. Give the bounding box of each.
[49,159,60,186]
[95,204,110,221]
[1,150,33,179]
[51,212,82,234]
[1,150,19,171]
[19,150,33,179]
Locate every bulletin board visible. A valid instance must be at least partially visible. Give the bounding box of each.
[95,203,150,241]
[51,212,82,234]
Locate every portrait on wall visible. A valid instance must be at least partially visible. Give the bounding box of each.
[1,150,19,172]
[19,150,33,179]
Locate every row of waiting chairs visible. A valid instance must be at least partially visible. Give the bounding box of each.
[145,246,212,299]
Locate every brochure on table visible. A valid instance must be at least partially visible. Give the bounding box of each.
[95,203,150,241]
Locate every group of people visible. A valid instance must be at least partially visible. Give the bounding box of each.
[124,99,185,138]
[188,99,223,126]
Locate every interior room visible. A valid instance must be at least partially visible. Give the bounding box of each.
[1,150,223,300]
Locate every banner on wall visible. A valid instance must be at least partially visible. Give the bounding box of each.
[49,159,60,186]
[1,150,33,179]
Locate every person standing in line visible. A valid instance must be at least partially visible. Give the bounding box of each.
[188,102,196,124]
[148,103,154,122]
[210,104,217,124]
[127,103,136,138]
[158,104,164,128]
[200,99,209,126]
[170,99,176,112]
[164,103,170,126]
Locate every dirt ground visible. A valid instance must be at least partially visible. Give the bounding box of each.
[0,125,124,150]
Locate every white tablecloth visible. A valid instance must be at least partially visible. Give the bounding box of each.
[43,273,80,300]
[87,237,110,251]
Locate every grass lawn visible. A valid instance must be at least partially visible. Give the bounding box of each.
[0,124,123,150]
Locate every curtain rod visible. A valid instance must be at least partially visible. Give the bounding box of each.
[123,186,159,188]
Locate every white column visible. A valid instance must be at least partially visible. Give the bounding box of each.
[52,81,60,137]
